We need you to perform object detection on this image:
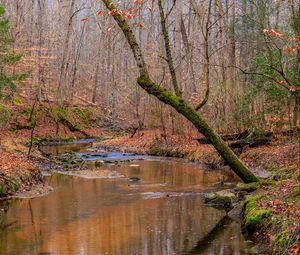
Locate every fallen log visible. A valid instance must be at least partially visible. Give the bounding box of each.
[229,138,272,150]
[196,130,250,144]
[197,128,299,145]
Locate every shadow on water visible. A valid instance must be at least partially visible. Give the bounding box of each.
[186,216,254,255]
[0,142,254,255]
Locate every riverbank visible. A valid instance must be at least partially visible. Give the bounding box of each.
[0,150,42,199]
[0,99,110,199]
[241,178,300,254]
[96,130,299,177]
[0,159,254,255]
[96,130,300,254]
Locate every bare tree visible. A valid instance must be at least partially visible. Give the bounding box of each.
[101,0,258,183]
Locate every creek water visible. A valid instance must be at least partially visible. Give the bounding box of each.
[0,142,254,255]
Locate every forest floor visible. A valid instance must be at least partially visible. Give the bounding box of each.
[0,99,299,253]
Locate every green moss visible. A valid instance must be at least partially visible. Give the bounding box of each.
[274,232,288,246]
[266,165,294,180]
[75,108,94,122]
[243,195,271,233]
[288,186,300,201]
[244,195,262,215]
[25,137,47,147]
[76,108,87,120]
[0,104,11,126]
[8,179,20,193]
[22,106,33,118]
[245,209,271,232]
[236,179,277,192]
[137,75,259,183]
[12,95,22,105]
[21,172,31,182]
[53,106,81,131]
[0,185,6,197]
[272,227,298,254]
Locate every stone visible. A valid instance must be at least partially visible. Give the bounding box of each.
[204,189,236,208]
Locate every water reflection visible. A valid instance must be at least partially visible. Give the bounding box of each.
[0,161,252,255]
[40,139,94,155]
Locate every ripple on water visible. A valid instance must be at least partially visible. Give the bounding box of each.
[142,191,204,199]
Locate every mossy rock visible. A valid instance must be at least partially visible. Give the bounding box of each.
[245,209,271,233]
[58,152,83,165]
[204,189,236,208]
[235,179,276,192]
[242,195,271,234]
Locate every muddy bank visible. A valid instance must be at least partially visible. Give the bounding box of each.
[55,169,125,179]
[0,151,43,199]
[14,184,54,199]
[96,131,299,177]
[0,101,113,199]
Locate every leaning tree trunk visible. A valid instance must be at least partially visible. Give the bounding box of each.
[101,0,258,183]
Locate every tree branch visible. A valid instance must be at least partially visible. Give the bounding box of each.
[158,0,182,97]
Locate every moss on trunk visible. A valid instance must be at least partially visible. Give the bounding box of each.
[137,76,258,183]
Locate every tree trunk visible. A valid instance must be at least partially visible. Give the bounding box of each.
[101,0,258,183]
[57,0,75,103]
[293,92,300,128]
[92,45,101,104]
[137,76,258,183]
[157,0,181,97]
[70,23,85,103]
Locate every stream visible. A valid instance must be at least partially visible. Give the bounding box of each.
[0,140,254,255]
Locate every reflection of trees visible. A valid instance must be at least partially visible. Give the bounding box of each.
[0,200,13,230]
[188,217,251,255]
[119,161,237,187]
[0,165,244,255]
[35,195,224,255]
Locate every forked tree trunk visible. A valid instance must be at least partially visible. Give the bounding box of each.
[101,0,258,183]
